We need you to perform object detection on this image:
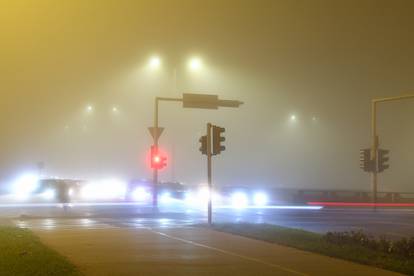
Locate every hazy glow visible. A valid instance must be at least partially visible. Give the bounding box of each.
[231,192,249,209]
[188,57,202,71]
[86,105,93,112]
[41,189,56,200]
[81,179,127,200]
[290,114,297,122]
[132,187,150,201]
[42,218,56,230]
[198,187,210,202]
[160,192,172,203]
[12,174,39,200]
[112,106,119,113]
[253,192,268,206]
[148,56,161,69]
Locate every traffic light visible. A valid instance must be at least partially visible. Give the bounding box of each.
[378,149,390,172]
[199,135,207,155]
[359,148,373,172]
[212,126,225,155]
[150,145,167,170]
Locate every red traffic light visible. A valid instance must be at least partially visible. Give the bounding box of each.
[150,145,167,170]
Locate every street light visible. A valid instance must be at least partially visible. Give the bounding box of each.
[188,57,203,71]
[86,105,93,113]
[112,106,119,114]
[148,56,161,70]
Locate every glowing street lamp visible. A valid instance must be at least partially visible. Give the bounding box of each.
[111,106,119,114]
[188,57,203,71]
[86,105,93,113]
[148,56,161,70]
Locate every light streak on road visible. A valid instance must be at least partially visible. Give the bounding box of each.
[308,202,414,207]
[216,205,323,210]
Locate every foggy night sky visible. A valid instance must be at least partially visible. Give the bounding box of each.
[1,0,414,191]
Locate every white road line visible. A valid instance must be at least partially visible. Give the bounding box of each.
[149,229,309,276]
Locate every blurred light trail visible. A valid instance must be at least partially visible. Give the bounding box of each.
[308,202,414,207]
[216,205,323,210]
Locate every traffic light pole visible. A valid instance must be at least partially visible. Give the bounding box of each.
[152,97,183,207]
[207,123,213,225]
[150,94,243,207]
[370,94,414,204]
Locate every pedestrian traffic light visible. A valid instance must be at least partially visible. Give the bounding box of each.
[150,145,167,170]
[199,135,207,155]
[212,126,225,155]
[359,148,373,172]
[378,149,390,173]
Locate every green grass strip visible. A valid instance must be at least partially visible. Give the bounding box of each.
[210,223,414,275]
[0,226,81,276]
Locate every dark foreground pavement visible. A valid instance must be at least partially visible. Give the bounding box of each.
[34,226,402,276]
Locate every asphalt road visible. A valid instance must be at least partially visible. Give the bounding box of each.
[1,201,413,239]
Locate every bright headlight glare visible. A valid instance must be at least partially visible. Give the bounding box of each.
[253,192,268,206]
[12,174,39,199]
[231,192,249,209]
[81,179,127,200]
[42,189,55,200]
[132,187,150,201]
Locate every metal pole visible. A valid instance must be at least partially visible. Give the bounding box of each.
[207,123,212,225]
[369,94,414,205]
[153,98,159,207]
[371,101,378,204]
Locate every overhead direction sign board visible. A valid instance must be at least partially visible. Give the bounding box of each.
[183,93,218,109]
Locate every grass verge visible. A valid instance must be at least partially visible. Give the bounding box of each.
[210,223,414,275]
[0,226,81,276]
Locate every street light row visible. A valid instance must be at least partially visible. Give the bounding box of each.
[84,105,119,114]
[84,105,320,124]
[148,55,203,71]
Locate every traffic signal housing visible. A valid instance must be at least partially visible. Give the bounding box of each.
[150,145,167,170]
[212,126,225,155]
[378,149,390,172]
[359,148,373,172]
[199,135,207,155]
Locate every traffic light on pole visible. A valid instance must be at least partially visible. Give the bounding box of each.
[378,149,390,173]
[150,145,167,170]
[359,148,373,172]
[199,135,207,155]
[159,155,167,170]
[212,126,225,155]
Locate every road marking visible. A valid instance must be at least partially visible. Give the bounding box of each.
[149,229,309,276]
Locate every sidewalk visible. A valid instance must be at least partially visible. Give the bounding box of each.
[34,226,403,276]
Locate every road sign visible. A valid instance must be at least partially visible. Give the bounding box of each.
[182,93,244,109]
[183,93,219,109]
[148,127,164,140]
